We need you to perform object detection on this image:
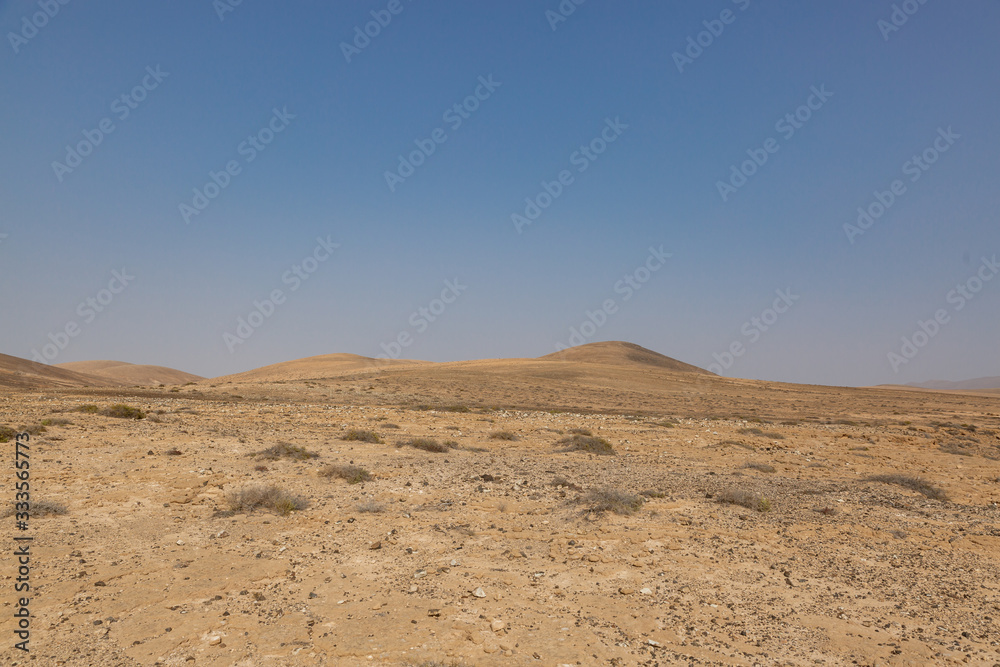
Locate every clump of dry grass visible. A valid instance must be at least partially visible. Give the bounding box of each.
[557,434,616,455]
[717,488,772,512]
[742,462,776,473]
[100,404,146,420]
[356,500,385,513]
[567,427,592,435]
[252,441,318,461]
[321,464,372,484]
[582,488,645,515]
[1,499,68,518]
[489,430,518,441]
[75,404,100,414]
[739,427,784,439]
[0,426,18,443]
[396,438,455,453]
[341,429,383,444]
[866,474,948,500]
[40,418,72,427]
[226,484,307,516]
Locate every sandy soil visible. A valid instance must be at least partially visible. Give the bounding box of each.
[2,348,999,666]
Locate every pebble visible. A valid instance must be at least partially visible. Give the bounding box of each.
[473,587,486,598]
[640,588,653,595]
[491,619,505,632]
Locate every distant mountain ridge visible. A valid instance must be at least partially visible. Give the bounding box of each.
[908,377,1000,391]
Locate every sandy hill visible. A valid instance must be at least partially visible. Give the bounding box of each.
[210,353,429,384]
[537,341,711,374]
[56,360,204,386]
[0,353,115,389]
[909,376,1000,391]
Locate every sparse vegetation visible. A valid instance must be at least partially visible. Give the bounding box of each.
[100,404,146,420]
[717,488,772,512]
[40,418,72,427]
[582,488,645,515]
[321,464,372,484]
[489,430,518,441]
[356,500,385,513]
[1,499,67,518]
[557,434,616,455]
[341,429,383,444]
[567,427,592,435]
[719,439,755,450]
[383,423,401,429]
[0,427,16,443]
[396,438,455,453]
[75,404,100,414]
[165,448,183,456]
[866,474,948,500]
[739,427,784,440]
[226,484,307,515]
[742,462,776,473]
[18,423,47,436]
[252,441,319,461]
[640,489,666,498]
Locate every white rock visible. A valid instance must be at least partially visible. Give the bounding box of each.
[472,587,486,598]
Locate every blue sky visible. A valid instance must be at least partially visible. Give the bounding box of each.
[1,0,998,386]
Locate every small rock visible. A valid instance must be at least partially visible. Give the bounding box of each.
[207,635,222,646]
[618,587,635,595]
[215,530,228,538]
[472,587,486,598]
[176,540,185,546]
[491,619,505,632]
[369,541,382,551]
[640,588,653,595]
[427,609,441,617]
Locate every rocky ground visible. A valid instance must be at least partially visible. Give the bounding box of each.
[2,382,1000,666]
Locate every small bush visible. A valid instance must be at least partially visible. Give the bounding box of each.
[442,405,471,413]
[253,442,319,461]
[489,430,518,441]
[739,427,784,440]
[321,464,372,484]
[1,499,68,518]
[76,404,100,414]
[567,428,592,436]
[640,489,666,498]
[717,488,772,512]
[101,404,146,420]
[0,426,17,443]
[557,434,616,455]
[40,418,72,427]
[582,488,645,515]
[742,462,776,473]
[342,429,383,444]
[254,465,268,472]
[165,448,183,456]
[226,484,307,515]
[383,423,401,429]
[397,438,454,453]
[357,501,385,513]
[866,474,948,500]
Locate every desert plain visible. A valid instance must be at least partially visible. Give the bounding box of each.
[1,342,999,666]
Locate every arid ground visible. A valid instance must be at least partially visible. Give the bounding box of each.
[2,343,999,666]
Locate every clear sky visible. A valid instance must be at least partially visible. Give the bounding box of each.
[1,1,998,387]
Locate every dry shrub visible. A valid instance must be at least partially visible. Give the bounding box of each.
[489,430,518,441]
[717,488,772,512]
[397,438,454,453]
[582,488,645,515]
[101,404,146,419]
[1,499,68,518]
[226,484,307,516]
[742,462,776,473]
[557,434,616,455]
[321,464,372,484]
[253,441,318,461]
[342,429,383,444]
[866,474,948,500]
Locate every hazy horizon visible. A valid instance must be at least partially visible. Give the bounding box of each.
[2,1,998,387]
